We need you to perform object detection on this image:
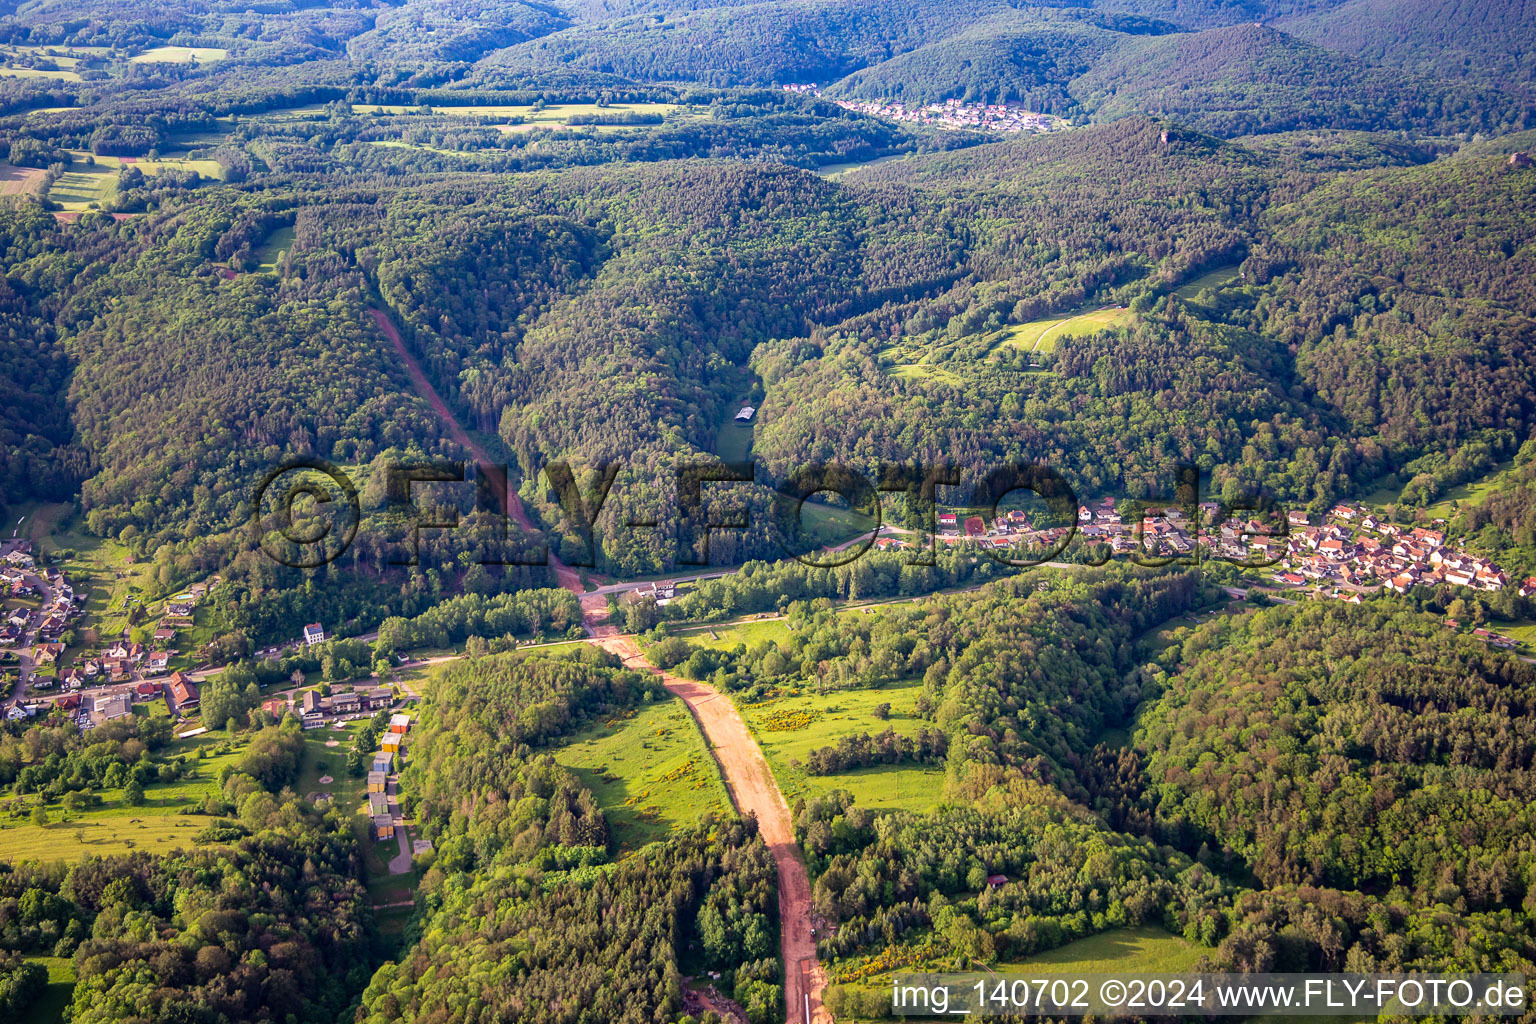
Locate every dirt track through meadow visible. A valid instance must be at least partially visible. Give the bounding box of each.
[370,304,829,1020]
[596,635,829,1024]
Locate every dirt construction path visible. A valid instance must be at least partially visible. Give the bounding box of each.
[596,635,829,1023]
[367,307,583,596]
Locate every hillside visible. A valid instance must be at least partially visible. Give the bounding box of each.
[826,11,1130,111]
[1069,23,1535,136]
[472,0,1078,87]
[1282,0,1536,85]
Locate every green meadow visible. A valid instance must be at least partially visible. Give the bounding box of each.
[995,306,1133,354]
[737,678,946,812]
[554,697,730,852]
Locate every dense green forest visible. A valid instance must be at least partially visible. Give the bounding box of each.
[0,0,1534,1020]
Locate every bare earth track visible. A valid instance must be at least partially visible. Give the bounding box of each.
[370,304,828,1021]
[598,636,829,1024]
[367,307,583,595]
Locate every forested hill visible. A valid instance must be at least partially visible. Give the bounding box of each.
[4,117,1536,583]
[1281,0,1536,86]
[1068,23,1533,136]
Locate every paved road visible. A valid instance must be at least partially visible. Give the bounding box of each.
[7,570,53,707]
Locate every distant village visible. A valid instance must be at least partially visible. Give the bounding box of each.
[782,84,1069,134]
[872,497,1534,649]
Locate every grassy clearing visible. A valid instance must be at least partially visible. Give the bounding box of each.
[677,618,794,652]
[130,46,228,63]
[715,395,755,463]
[19,956,74,1024]
[254,224,296,273]
[888,362,967,386]
[0,814,209,862]
[1420,459,1517,518]
[554,697,729,853]
[817,152,909,178]
[997,306,1133,354]
[1173,264,1241,299]
[998,925,1203,974]
[739,679,945,812]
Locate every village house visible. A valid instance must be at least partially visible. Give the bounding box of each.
[167,672,199,715]
[303,623,326,646]
[147,650,170,674]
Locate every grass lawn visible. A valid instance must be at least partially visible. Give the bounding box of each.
[554,697,729,853]
[1491,619,1536,648]
[738,679,945,812]
[296,721,369,819]
[19,956,74,1024]
[998,926,1203,974]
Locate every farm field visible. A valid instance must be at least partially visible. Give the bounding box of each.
[0,67,81,80]
[46,153,223,209]
[129,46,228,63]
[737,678,945,811]
[554,696,729,851]
[0,163,45,195]
[350,101,680,125]
[46,165,114,208]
